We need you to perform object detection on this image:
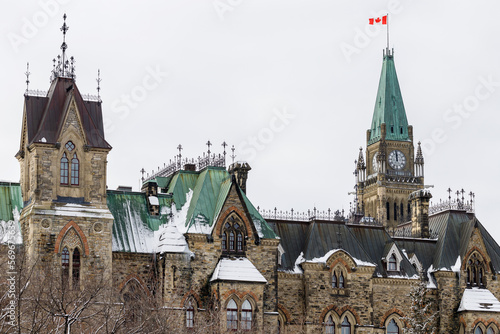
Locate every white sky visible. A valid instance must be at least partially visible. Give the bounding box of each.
[1,1,499,241]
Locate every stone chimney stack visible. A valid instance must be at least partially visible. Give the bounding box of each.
[228,162,251,194]
[409,189,432,238]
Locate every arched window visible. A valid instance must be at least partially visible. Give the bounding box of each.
[487,328,495,334]
[71,153,79,185]
[221,215,246,254]
[387,319,399,334]
[62,247,69,286]
[332,272,337,288]
[65,141,75,151]
[325,315,335,334]
[394,203,398,221]
[466,253,486,288]
[241,300,252,330]
[72,248,80,288]
[475,327,484,334]
[386,202,390,220]
[339,272,345,288]
[400,203,404,221]
[341,317,351,334]
[186,301,194,328]
[226,299,238,330]
[388,254,397,271]
[60,153,69,185]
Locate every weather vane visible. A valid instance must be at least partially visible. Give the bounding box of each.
[25,62,30,94]
[96,69,102,101]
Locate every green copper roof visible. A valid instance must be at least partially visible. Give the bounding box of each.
[108,190,172,252]
[0,182,23,222]
[239,188,277,239]
[368,52,410,145]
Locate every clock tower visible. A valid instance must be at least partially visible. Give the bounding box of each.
[355,49,424,228]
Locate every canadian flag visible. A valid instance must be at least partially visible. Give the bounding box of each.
[369,15,387,25]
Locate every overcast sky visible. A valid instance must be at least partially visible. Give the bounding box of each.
[1,1,499,241]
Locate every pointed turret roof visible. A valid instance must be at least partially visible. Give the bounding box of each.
[368,50,410,145]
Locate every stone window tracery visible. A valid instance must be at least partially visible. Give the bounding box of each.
[241,300,252,330]
[387,319,399,334]
[466,252,486,288]
[341,317,351,334]
[186,300,194,329]
[325,315,335,334]
[61,245,81,290]
[332,268,346,289]
[221,214,246,255]
[60,141,80,187]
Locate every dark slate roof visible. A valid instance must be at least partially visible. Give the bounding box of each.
[24,77,111,149]
[349,225,418,277]
[394,238,437,275]
[268,221,310,270]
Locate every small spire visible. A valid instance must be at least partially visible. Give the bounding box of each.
[60,13,69,77]
[416,141,424,164]
[140,168,146,181]
[96,69,102,102]
[177,144,183,160]
[206,140,212,155]
[25,62,30,95]
[357,147,365,169]
[221,141,228,155]
[230,145,236,163]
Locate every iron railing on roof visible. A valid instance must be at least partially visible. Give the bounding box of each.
[257,207,347,222]
[25,90,47,97]
[82,94,101,102]
[429,198,474,215]
[143,153,226,182]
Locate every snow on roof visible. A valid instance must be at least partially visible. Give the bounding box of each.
[458,288,500,312]
[39,203,114,219]
[210,257,267,283]
[0,208,22,245]
[149,196,159,206]
[155,223,190,254]
[306,249,376,267]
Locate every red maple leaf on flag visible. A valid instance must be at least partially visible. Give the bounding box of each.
[369,15,387,25]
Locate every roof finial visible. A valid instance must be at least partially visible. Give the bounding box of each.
[25,62,30,95]
[96,69,102,102]
[177,144,183,160]
[206,140,212,155]
[230,145,236,163]
[60,13,69,77]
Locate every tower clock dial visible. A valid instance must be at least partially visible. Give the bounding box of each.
[388,150,406,170]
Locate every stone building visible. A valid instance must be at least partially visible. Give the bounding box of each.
[1,16,500,334]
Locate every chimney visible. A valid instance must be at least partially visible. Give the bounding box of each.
[409,189,432,238]
[184,163,196,171]
[228,162,251,194]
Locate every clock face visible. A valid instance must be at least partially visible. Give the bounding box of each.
[388,150,406,170]
[372,152,379,172]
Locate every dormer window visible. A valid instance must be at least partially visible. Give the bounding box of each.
[388,254,397,271]
[60,141,79,186]
[221,214,246,255]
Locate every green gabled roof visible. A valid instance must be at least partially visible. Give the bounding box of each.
[0,182,23,222]
[368,52,410,145]
[185,167,230,231]
[108,190,172,253]
[240,188,277,239]
[167,171,199,210]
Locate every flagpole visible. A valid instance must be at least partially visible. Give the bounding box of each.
[386,13,390,53]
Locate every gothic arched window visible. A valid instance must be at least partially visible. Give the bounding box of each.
[71,153,79,185]
[186,301,194,329]
[394,203,398,221]
[221,214,246,255]
[241,300,252,330]
[332,272,337,288]
[388,254,397,271]
[387,319,399,334]
[61,141,80,187]
[339,272,345,288]
[325,315,335,334]
[341,317,351,334]
[400,203,404,221]
[466,253,486,288]
[487,328,495,334]
[62,247,70,286]
[72,248,80,288]
[386,202,390,220]
[226,299,238,330]
[60,153,69,185]
[475,327,484,334]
